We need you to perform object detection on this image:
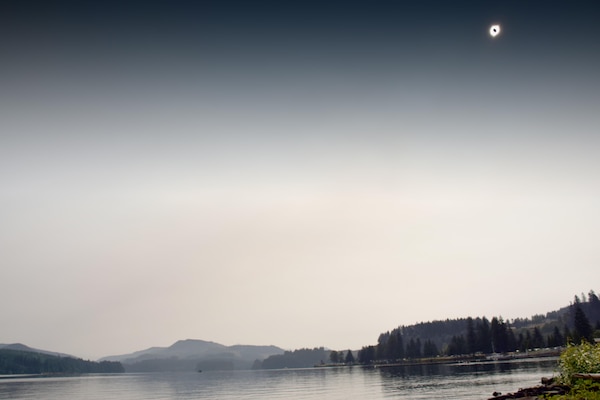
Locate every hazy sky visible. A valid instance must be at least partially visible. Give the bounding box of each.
[1,0,600,360]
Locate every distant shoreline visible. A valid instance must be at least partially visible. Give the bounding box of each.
[316,348,561,369]
[0,374,42,379]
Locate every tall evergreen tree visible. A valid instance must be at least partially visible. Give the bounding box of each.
[564,325,573,343]
[388,330,405,360]
[376,332,389,360]
[573,304,593,343]
[447,335,467,356]
[517,332,525,352]
[358,346,375,364]
[477,318,493,353]
[524,331,532,351]
[507,327,517,352]
[466,317,477,354]
[553,326,564,346]
[532,327,544,348]
[396,331,405,360]
[423,339,439,357]
[406,338,422,359]
[386,332,398,361]
[345,350,355,364]
[329,350,339,363]
[491,317,509,353]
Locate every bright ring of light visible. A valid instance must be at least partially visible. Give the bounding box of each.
[489,24,501,37]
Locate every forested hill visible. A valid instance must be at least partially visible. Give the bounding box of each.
[0,349,124,374]
[253,347,329,369]
[101,339,285,372]
[0,343,72,358]
[358,289,600,364]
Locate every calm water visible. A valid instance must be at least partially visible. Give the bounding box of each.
[0,358,558,399]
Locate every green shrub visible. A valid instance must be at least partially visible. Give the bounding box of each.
[544,380,600,400]
[546,342,600,399]
[557,341,600,385]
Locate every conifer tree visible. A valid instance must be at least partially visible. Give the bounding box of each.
[573,304,593,343]
[477,318,493,353]
[423,339,439,357]
[329,350,339,363]
[553,326,564,346]
[345,350,355,364]
[532,327,544,348]
[466,317,477,354]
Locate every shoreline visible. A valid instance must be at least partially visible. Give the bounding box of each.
[315,348,561,369]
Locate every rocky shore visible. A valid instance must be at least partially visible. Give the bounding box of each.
[487,377,568,399]
[488,374,600,399]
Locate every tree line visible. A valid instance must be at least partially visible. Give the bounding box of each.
[253,347,329,369]
[357,290,600,364]
[328,349,355,364]
[0,349,124,374]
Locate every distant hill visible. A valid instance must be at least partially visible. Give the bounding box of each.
[254,347,330,369]
[100,339,285,372]
[0,348,123,374]
[0,343,73,358]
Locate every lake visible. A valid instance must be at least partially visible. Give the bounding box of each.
[0,357,559,399]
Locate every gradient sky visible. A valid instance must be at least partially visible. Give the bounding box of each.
[1,0,600,360]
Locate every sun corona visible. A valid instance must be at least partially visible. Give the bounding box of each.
[490,24,501,37]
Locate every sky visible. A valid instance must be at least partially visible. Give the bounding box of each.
[1,0,600,360]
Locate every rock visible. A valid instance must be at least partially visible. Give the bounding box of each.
[541,376,555,385]
[487,378,568,399]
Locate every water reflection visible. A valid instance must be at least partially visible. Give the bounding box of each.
[375,358,559,399]
[0,359,559,400]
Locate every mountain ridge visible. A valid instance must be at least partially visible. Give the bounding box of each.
[99,339,285,371]
[0,343,73,358]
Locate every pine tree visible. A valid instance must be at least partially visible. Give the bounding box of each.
[406,338,422,359]
[329,350,339,363]
[564,325,573,343]
[532,327,544,348]
[507,327,517,352]
[524,331,532,351]
[573,304,593,343]
[553,326,564,347]
[386,333,397,361]
[395,331,405,360]
[376,332,389,360]
[344,350,355,364]
[358,346,375,364]
[423,339,439,357]
[447,335,466,355]
[491,317,509,353]
[477,317,493,353]
[466,317,477,354]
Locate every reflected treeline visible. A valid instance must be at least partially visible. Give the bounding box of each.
[375,357,558,379]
